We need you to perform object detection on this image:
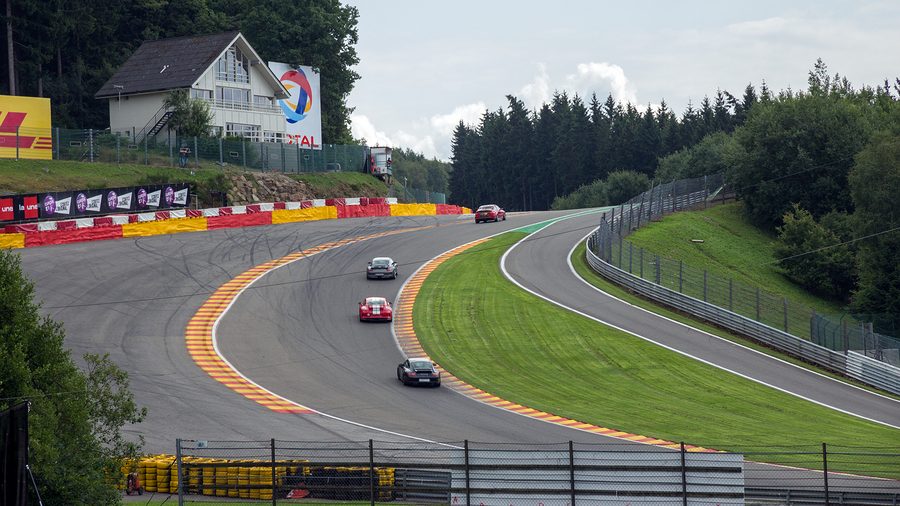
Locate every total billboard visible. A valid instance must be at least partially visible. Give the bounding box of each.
[268,62,322,150]
[0,95,52,160]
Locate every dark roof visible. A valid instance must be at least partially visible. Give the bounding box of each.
[95,31,248,98]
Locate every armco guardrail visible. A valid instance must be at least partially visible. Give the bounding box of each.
[156,439,900,504]
[584,186,900,396]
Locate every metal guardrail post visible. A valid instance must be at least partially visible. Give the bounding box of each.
[464,440,470,506]
[270,438,276,506]
[680,442,687,506]
[823,443,830,506]
[569,441,575,506]
[176,439,184,506]
[369,439,375,506]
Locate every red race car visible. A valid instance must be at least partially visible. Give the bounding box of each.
[359,297,393,322]
[475,204,506,223]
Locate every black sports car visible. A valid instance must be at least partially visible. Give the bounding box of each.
[397,358,441,387]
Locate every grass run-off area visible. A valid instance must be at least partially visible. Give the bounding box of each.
[412,231,900,479]
[625,202,846,313]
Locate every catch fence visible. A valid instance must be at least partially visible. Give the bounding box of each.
[125,439,900,505]
[587,174,900,385]
[51,128,367,174]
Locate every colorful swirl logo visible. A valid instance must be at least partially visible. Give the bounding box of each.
[279,69,313,124]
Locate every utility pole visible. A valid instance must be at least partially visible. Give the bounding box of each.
[7,0,15,96]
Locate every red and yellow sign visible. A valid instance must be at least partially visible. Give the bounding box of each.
[0,95,52,160]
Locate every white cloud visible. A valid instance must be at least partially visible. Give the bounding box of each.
[566,62,638,105]
[429,102,488,135]
[519,63,551,109]
[350,114,392,147]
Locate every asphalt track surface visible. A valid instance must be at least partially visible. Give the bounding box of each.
[19,209,900,492]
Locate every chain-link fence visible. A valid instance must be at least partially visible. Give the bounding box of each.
[38,128,450,204]
[593,173,899,370]
[812,314,900,367]
[121,439,900,505]
[47,128,367,174]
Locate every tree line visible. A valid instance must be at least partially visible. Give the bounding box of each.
[1,0,360,144]
[448,84,758,212]
[450,60,900,317]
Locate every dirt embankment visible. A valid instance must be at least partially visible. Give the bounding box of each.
[225,172,389,205]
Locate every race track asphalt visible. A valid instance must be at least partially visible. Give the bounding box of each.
[18,209,900,493]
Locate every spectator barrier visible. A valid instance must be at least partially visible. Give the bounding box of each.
[0,198,471,250]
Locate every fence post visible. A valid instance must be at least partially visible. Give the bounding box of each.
[704,175,708,208]
[242,141,246,171]
[281,142,285,173]
[618,232,623,267]
[703,271,707,302]
[369,439,375,506]
[756,288,761,321]
[823,443,830,506]
[569,441,575,506]
[629,243,633,273]
[679,260,683,293]
[729,279,733,312]
[219,138,223,169]
[639,248,644,279]
[176,439,184,506]
[270,438,276,506]
[655,254,660,285]
[680,442,688,506]
[144,130,148,165]
[90,129,94,162]
[464,440,470,506]
[55,127,59,160]
[784,298,788,332]
[671,179,676,213]
[194,137,199,169]
[169,130,173,166]
[116,132,121,166]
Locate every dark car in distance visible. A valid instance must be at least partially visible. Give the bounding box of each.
[397,358,441,387]
[475,204,506,223]
[367,257,399,279]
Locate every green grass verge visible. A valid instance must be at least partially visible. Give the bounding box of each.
[414,232,900,478]
[626,203,846,313]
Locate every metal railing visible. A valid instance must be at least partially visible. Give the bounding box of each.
[141,439,900,505]
[584,174,900,395]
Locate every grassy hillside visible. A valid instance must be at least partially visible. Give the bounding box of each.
[626,202,846,314]
[0,158,391,208]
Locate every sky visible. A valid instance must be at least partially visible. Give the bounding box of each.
[345,1,900,162]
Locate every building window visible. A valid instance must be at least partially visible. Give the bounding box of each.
[227,123,259,141]
[254,95,274,106]
[216,87,250,109]
[191,89,213,100]
[216,45,250,84]
[263,132,283,143]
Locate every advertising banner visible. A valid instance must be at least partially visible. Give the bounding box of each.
[0,95,52,160]
[0,183,190,223]
[268,62,322,149]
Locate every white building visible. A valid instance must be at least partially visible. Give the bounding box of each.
[94,31,290,143]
